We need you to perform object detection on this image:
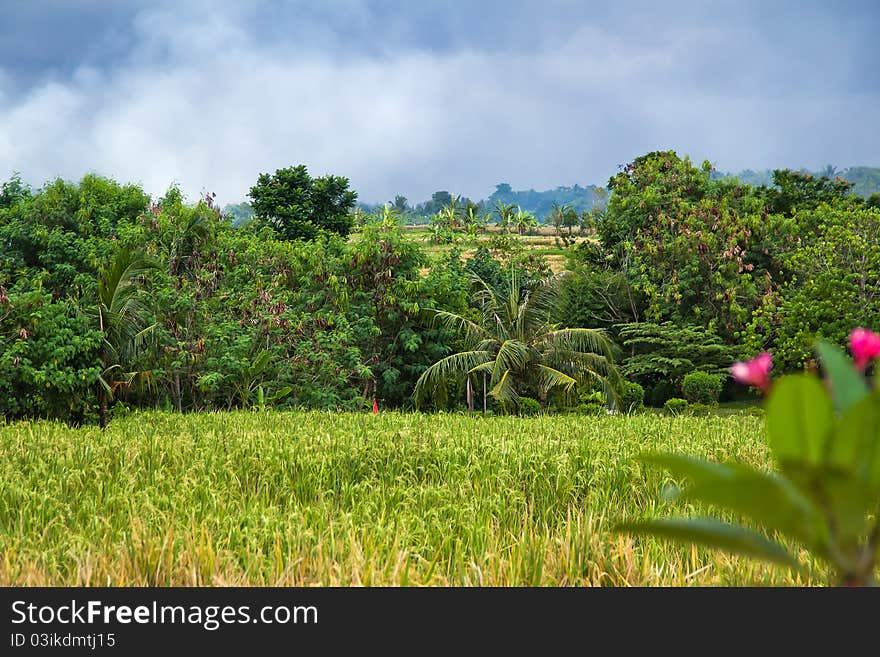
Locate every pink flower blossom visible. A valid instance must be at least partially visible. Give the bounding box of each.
[850,328,880,372]
[730,352,773,392]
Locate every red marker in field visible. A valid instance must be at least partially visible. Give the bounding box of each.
[372,398,379,414]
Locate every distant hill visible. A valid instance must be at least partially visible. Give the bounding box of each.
[240,165,880,227]
[222,201,255,226]
[485,183,606,219]
[363,182,608,223]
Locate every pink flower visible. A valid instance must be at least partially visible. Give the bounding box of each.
[730,352,773,392]
[850,328,880,371]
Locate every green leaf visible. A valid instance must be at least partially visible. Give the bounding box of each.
[826,389,880,490]
[617,517,803,571]
[642,454,825,550]
[815,340,869,413]
[782,462,874,558]
[765,374,832,467]
[267,386,293,403]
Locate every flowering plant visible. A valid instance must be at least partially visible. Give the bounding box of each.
[620,329,880,586]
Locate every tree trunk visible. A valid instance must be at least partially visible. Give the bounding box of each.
[173,373,183,412]
[466,377,474,412]
[483,374,487,413]
[98,387,108,430]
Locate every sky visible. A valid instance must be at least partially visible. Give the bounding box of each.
[1,0,878,205]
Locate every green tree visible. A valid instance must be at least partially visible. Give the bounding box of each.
[600,151,779,337]
[492,200,516,234]
[391,195,409,214]
[513,206,538,236]
[249,164,357,241]
[759,169,855,216]
[414,270,618,411]
[615,322,735,406]
[92,249,159,427]
[744,204,880,369]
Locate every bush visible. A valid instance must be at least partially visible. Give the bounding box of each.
[618,381,644,414]
[664,398,689,416]
[575,402,606,416]
[647,380,677,407]
[517,397,542,416]
[689,402,711,417]
[682,371,723,405]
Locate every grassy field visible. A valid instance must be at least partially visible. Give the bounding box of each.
[0,411,824,586]
[401,225,585,273]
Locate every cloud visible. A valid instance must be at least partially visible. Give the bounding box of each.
[0,1,878,204]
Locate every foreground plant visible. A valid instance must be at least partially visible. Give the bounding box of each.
[620,328,880,586]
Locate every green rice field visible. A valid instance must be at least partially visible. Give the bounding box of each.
[0,411,824,586]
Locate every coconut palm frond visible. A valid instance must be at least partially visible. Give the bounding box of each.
[539,328,614,360]
[98,249,160,316]
[413,350,494,406]
[488,368,518,406]
[525,272,568,321]
[493,339,529,377]
[430,309,487,344]
[535,364,580,399]
[475,338,499,353]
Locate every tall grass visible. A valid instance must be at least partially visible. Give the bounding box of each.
[0,411,822,585]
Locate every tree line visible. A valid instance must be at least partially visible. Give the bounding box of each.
[1,152,878,424]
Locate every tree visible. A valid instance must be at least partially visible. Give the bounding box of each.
[249,165,357,241]
[550,203,579,246]
[513,206,538,236]
[743,204,880,370]
[600,151,778,337]
[614,322,735,406]
[492,201,516,234]
[414,269,618,412]
[92,248,159,427]
[759,168,855,216]
[391,195,409,215]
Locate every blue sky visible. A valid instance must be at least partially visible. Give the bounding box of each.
[1,0,878,204]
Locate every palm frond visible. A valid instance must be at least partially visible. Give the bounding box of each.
[493,340,529,380]
[413,350,494,406]
[537,328,615,361]
[488,368,518,406]
[429,309,487,344]
[524,271,568,324]
[536,364,579,393]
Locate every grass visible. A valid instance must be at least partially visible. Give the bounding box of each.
[0,410,825,586]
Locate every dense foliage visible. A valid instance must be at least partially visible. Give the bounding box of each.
[249,165,357,241]
[2,148,878,422]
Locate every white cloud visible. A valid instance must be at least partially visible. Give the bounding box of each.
[0,2,877,205]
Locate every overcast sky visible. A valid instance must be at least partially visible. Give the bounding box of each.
[1,0,878,205]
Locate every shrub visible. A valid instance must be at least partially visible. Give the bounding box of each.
[575,402,606,416]
[647,380,677,407]
[689,402,711,416]
[664,398,689,416]
[517,397,542,416]
[682,371,723,405]
[618,381,644,414]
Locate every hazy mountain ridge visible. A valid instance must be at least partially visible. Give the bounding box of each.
[227,166,880,224]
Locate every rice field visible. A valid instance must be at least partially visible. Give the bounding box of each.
[0,410,825,586]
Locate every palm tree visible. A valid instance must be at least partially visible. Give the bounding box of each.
[414,269,619,412]
[93,248,159,427]
[492,201,516,234]
[513,207,538,236]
